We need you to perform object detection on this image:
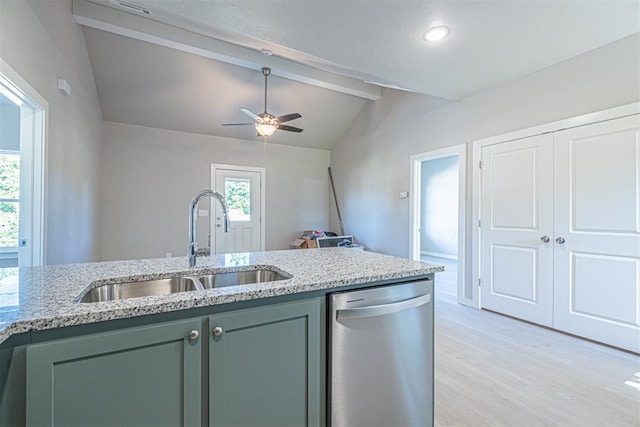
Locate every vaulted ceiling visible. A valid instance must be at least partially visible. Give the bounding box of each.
[76,0,640,150]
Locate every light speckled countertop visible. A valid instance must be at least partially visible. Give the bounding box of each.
[0,248,443,344]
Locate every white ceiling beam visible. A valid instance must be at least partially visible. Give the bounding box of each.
[72,0,381,101]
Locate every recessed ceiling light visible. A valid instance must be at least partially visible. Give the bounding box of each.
[423,26,450,42]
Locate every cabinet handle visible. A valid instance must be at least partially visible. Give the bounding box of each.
[188,330,199,341]
[556,237,566,244]
[212,326,224,337]
[540,236,550,243]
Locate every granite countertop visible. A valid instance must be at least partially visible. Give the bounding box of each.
[0,248,443,345]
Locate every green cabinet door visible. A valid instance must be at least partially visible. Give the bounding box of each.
[25,318,202,427]
[209,298,323,427]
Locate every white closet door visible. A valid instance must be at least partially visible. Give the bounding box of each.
[480,134,555,326]
[553,115,640,353]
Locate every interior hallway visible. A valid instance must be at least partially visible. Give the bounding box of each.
[422,256,640,426]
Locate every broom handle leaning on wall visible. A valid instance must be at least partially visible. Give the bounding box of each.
[328,167,345,236]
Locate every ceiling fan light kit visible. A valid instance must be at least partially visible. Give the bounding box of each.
[222,67,303,137]
[256,122,277,136]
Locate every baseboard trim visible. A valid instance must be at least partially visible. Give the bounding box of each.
[420,251,457,260]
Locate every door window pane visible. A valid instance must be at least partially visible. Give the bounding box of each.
[0,201,19,247]
[225,178,251,221]
[0,152,19,199]
[0,152,20,249]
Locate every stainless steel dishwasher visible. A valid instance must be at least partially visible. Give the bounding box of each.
[329,279,434,427]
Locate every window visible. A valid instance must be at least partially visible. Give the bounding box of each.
[0,150,19,250]
[224,177,251,221]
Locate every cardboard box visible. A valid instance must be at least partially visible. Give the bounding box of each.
[302,236,318,248]
[290,239,307,249]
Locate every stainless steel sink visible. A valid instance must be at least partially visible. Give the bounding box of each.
[79,277,200,303]
[195,269,289,289]
[78,267,291,303]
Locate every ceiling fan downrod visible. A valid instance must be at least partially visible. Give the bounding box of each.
[262,67,270,115]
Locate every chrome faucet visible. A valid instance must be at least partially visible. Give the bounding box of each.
[188,190,230,268]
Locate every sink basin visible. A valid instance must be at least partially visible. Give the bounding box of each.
[195,269,289,289]
[79,277,200,303]
[78,267,291,303]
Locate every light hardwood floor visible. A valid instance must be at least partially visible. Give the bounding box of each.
[423,256,640,426]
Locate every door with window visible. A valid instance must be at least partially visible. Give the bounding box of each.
[212,165,264,254]
[0,67,45,268]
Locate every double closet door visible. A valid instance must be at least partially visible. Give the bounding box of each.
[480,114,640,353]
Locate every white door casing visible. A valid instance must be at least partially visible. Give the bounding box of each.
[409,144,468,305]
[211,164,265,254]
[553,115,640,352]
[480,133,555,326]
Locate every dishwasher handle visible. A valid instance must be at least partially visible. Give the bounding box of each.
[336,292,431,320]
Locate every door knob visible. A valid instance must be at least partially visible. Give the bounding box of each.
[540,236,550,243]
[212,326,224,337]
[556,237,566,244]
[188,330,199,342]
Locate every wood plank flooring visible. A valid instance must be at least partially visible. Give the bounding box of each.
[424,256,640,426]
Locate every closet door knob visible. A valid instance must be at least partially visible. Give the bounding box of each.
[556,237,565,244]
[540,236,550,243]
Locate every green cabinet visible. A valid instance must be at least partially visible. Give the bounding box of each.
[209,298,323,427]
[25,318,202,426]
[22,297,324,426]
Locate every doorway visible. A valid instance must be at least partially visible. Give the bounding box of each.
[211,164,265,254]
[0,60,46,268]
[410,144,467,305]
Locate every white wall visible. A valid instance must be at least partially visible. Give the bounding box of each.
[100,121,330,261]
[0,0,103,264]
[421,156,458,258]
[330,33,640,285]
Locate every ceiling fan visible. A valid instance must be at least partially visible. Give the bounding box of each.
[222,67,303,137]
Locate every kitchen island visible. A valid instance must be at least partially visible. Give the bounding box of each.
[0,248,442,426]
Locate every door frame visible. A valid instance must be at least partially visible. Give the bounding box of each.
[471,101,640,311]
[410,144,467,305]
[210,163,266,252]
[0,58,47,266]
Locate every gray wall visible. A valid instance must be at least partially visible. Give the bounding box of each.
[100,121,330,261]
[421,156,458,258]
[330,33,640,290]
[0,100,20,151]
[0,0,103,264]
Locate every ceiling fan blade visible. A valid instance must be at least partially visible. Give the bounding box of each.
[277,124,303,133]
[239,108,260,121]
[221,123,255,126]
[276,113,301,123]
